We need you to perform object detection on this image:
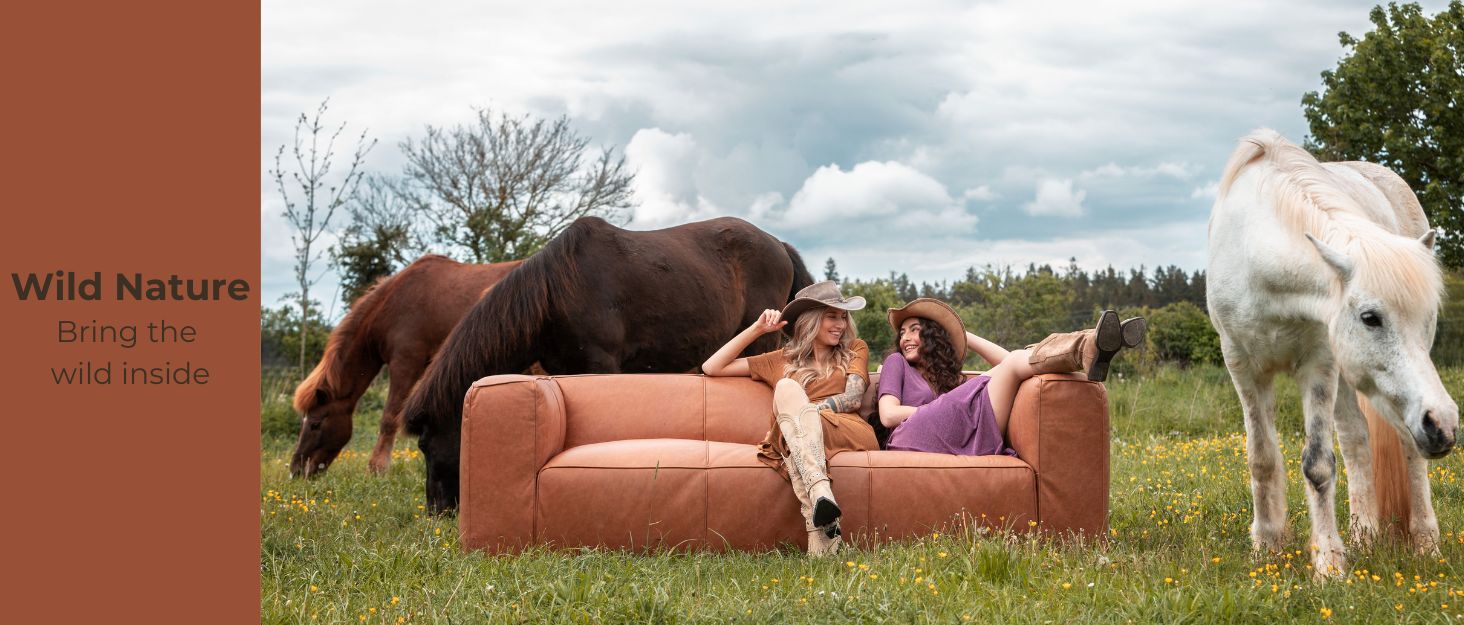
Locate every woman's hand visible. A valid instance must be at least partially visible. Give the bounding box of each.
[703,309,785,377]
[751,309,786,335]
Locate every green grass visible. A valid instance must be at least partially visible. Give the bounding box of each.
[261,365,1464,623]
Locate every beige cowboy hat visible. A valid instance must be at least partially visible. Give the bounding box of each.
[887,298,967,362]
[780,280,866,336]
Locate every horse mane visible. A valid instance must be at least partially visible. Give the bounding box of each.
[1218,129,1442,313]
[403,221,597,435]
[291,256,449,413]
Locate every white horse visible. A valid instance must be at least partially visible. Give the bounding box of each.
[1207,129,1458,577]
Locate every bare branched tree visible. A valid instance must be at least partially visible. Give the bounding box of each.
[399,108,636,263]
[271,99,376,378]
[333,173,425,308]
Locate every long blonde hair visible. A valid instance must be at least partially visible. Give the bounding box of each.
[782,304,858,389]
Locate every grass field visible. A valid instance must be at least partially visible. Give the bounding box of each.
[261,364,1464,623]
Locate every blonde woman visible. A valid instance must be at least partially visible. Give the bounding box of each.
[702,281,877,556]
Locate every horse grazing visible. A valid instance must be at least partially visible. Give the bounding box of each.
[1207,129,1457,577]
[403,216,815,513]
[290,255,524,477]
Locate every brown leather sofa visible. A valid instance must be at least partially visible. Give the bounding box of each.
[458,372,1109,554]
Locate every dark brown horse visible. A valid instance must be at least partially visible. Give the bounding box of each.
[290,255,524,477]
[403,216,815,512]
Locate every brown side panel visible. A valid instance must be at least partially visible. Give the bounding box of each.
[1013,374,1110,538]
[460,375,564,554]
[536,466,709,551]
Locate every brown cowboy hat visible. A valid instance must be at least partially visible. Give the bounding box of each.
[887,298,967,362]
[780,280,866,336]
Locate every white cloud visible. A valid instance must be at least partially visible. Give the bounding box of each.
[1079,162,1198,180]
[780,161,974,232]
[623,128,723,227]
[963,186,998,202]
[1023,179,1086,217]
[1191,180,1220,199]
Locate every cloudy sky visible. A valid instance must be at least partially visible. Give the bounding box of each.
[261,0,1445,316]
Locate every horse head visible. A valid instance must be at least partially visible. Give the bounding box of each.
[289,386,355,477]
[1308,230,1458,459]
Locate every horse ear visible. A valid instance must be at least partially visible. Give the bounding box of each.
[315,388,330,406]
[1305,232,1354,283]
[1420,229,1437,252]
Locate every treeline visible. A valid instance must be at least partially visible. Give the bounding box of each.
[832,259,1218,369]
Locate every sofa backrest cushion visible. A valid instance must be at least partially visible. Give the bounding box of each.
[554,374,773,449]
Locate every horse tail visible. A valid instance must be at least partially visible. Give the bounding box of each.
[782,241,815,302]
[1360,391,1412,536]
[291,268,402,413]
[402,219,597,437]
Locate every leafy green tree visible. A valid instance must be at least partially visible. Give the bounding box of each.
[1302,1,1464,266]
[841,278,904,360]
[1147,301,1223,366]
[952,265,1075,355]
[332,174,422,309]
[261,300,333,370]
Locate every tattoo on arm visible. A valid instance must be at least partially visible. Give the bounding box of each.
[815,374,867,414]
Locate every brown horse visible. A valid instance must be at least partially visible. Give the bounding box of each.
[290,255,523,477]
[403,216,815,512]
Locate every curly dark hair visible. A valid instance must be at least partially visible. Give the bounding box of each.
[888,316,964,396]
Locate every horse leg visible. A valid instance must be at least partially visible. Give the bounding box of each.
[1332,378,1378,546]
[369,358,424,475]
[1296,361,1346,578]
[1402,436,1441,554]
[1232,367,1287,551]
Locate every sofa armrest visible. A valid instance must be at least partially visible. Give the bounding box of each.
[459,374,566,554]
[1005,373,1110,538]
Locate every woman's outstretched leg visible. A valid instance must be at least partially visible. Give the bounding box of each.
[984,349,1035,434]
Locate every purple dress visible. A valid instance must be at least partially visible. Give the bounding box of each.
[878,353,1017,457]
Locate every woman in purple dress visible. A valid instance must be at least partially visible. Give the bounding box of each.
[877,299,1145,456]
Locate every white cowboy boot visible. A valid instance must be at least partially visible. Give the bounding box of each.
[776,403,842,531]
[783,455,841,556]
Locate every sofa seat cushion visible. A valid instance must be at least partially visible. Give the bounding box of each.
[827,450,1038,541]
[536,439,805,552]
[535,440,1039,551]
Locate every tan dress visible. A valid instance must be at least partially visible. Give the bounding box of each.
[747,339,879,481]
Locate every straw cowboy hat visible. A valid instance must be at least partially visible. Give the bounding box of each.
[887,298,967,362]
[780,281,866,336]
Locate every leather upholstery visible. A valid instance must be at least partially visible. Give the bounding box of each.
[460,372,1109,554]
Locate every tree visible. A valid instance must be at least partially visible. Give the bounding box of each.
[823,257,840,283]
[842,278,905,359]
[952,265,1075,353]
[1302,1,1464,266]
[399,108,636,264]
[271,99,375,378]
[332,174,422,309]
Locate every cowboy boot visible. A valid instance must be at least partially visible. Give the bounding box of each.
[783,455,841,556]
[1121,317,1147,349]
[1026,310,1133,382]
[776,403,842,528]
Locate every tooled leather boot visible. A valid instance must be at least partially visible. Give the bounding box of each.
[1026,310,1142,382]
[783,455,842,556]
[776,403,842,530]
